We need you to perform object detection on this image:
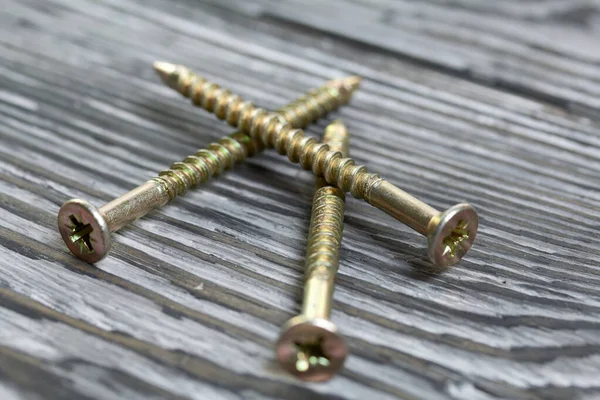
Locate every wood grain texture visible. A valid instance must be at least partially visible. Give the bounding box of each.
[213,0,600,116]
[0,0,599,399]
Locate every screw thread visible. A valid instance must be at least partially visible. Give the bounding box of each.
[161,65,381,200]
[277,87,337,129]
[272,128,383,199]
[153,71,355,201]
[305,121,348,287]
[305,186,345,281]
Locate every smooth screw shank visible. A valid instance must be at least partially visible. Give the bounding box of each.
[276,121,349,382]
[57,68,362,263]
[156,63,478,267]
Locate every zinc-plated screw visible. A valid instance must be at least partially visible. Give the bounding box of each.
[276,120,349,382]
[57,68,362,263]
[155,63,478,267]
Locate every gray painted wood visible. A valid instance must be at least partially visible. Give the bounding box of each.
[0,0,599,399]
[213,0,600,116]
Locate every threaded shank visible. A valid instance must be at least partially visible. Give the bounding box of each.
[169,68,382,200]
[277,87,339,128]
[152,134,248,199]
[153,71,352,201]
[305,186,345,282]
[304,120,349,287]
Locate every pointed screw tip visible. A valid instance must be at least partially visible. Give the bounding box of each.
[327,75,362,92]
[153,61,179,78]
[343,75,362,90]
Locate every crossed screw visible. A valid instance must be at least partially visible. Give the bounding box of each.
[57,63,479,382]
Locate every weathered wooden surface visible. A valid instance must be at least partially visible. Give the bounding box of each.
[216,0,600,115]
[1,0,599,399]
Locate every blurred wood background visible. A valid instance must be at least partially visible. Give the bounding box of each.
[1,0,599,399]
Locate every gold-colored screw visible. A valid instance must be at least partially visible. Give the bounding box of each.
[57,69,362,263]
[276,120,349,382]
[155,63,478,267]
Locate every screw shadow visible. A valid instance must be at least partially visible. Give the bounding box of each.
[406,258,451,280]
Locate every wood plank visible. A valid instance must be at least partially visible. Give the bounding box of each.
[0,0,599,399]
[209,0,600,115]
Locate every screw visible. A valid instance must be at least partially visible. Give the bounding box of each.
[276,120,349,382]
[155,63,478,267]
[57,68,362,263]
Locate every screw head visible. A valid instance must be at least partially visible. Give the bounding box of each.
[275,316,347,382]
[57,199,111,263]
[427,203,478,267]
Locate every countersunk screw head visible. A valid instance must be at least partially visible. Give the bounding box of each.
[276,315,347,382]
[57,199,111,264]
[427,203,478,267]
